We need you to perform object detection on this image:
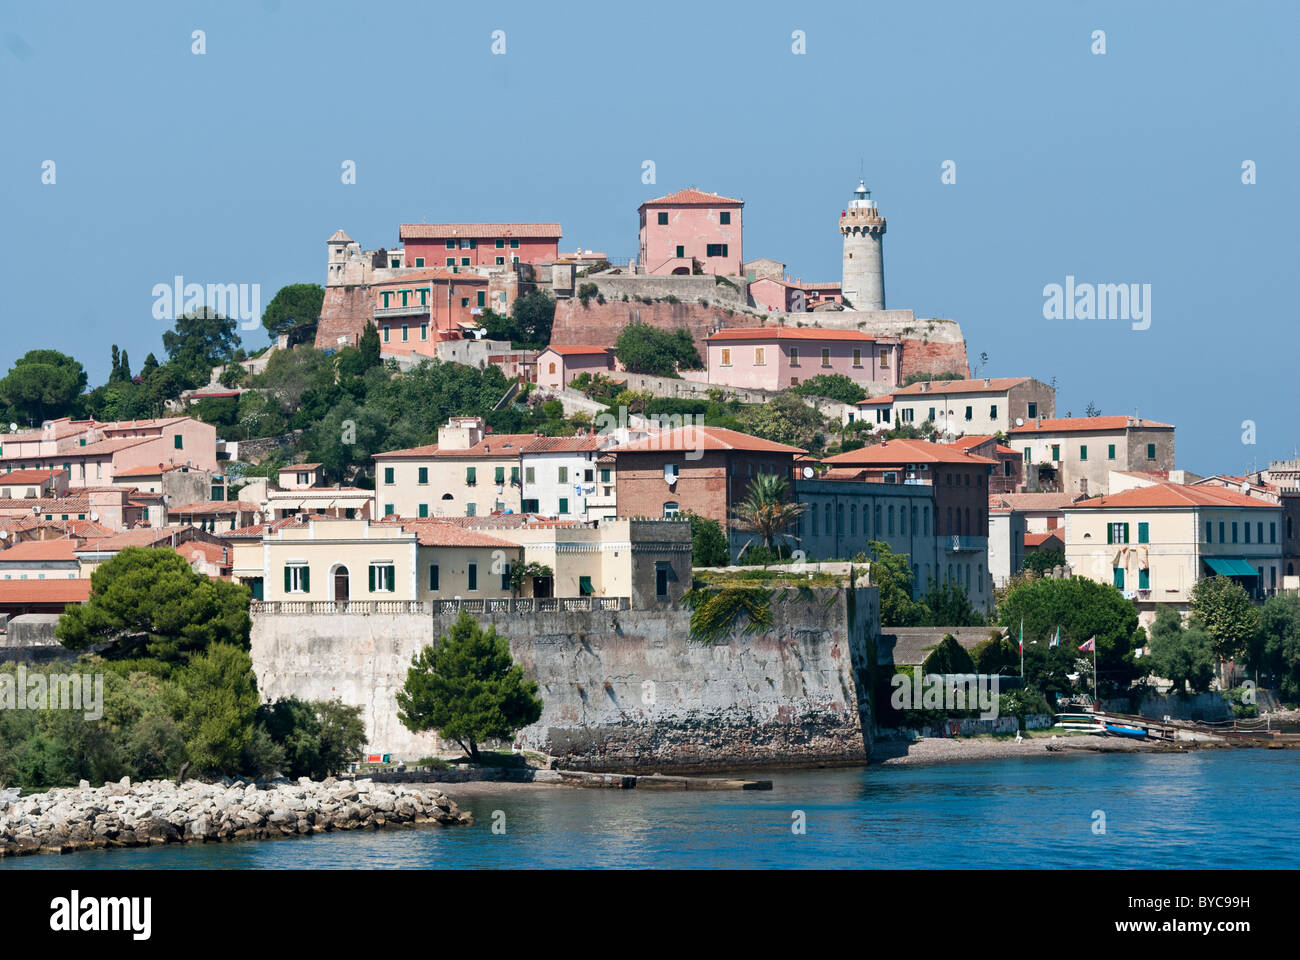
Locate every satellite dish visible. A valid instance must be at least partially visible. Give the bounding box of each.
[0,530,7,540]
[32,504,40,514]
[90,512,99,522]
[7,423,15,432]
[1240,481,1251,495]
[802,465,815,479]
[1015,417,1024,426]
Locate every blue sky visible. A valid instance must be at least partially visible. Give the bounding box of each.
[2,1,1296,473]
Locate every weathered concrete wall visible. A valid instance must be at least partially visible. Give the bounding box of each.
[250,588,877,771]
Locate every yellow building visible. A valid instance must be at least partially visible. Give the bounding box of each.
[1063,481,1283,625]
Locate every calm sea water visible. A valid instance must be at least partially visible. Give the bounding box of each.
[4,750,1296,869]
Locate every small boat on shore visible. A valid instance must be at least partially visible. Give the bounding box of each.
[1103,722,1150,739]
[1053,712,1106,733]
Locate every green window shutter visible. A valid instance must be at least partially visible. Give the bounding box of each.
[600,468,610,482]
[418,467,428,484]
[477,291,485,307]
[418,503,428,518]
[1108,444,1116,459]
[284,566,291,593]
[386,565,395,590]
[1147,443,1156,460]
[495,466,505,484]
[384,467,394,484]
[559,498,569,514]
[579,576,593,596]
[1139,569,1150,590]
[468,564,477,590]
[429,565,439,590]
[510,466,519,484]
[174,435,183,449]
[1113,568,1124,588]
[1080,445,1087,461]
[1124,523,1130,544]
[369,566,375,592]
[1107,524,1114,544]
[466,466,476,484]
[1138,522,1149,544]
[301,567,309,592]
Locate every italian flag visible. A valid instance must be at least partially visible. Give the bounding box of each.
[1078,636,1096,652]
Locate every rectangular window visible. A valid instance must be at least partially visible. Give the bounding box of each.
[754,347,766,366]
[383,503,394,516]
[1108,444,1116,460]
[879,347,891,368]
[821,348,831,367]
[173,435,183,449]
[446,257,456,267]
[1051,444,1061,461]
[466,502,477,517]
[510,239,519,249]
[510,466,520,486]
[965,406,973,421]
[852,348,862,367]
[429,564,439,590]
[1258,521,1264,544]
[495,238,505,249]
[384,467,394,484]
[657,212,668,225]
[446,239,456,249]
[1245,523,1252,544]
[676,245,685,258]
[706,243,729,258]
[1205,521,1212,543]
[558,497,569,514]
[789,347,800,366]
[525,466,535,484]
[579,575,594,596]
[466,467,477,485]
[417,466,428,484]
[495,256,505,266]
[719,211,731,224]
[1138,521,1149,543]
[655,561,670,598]
[600,468,611,483]
[499,563,512,592]
[1232,522,1238,543]
[495,466,506,484]
[420,323,428,340]
[401,324,409,341]
[1080,445,1088,461]
[1027,402,1038,419]
[1107,522,1130,544]
[477,291,485,307]
[1139,568,1150,590]
[990,405,998,419]
[1219,521,1225,542]
[368,564,396,593]
[1271,522,1277,544]
[558,466,569,483]
[1113,567,1125,589]
[467,563,478,591]
[418,503,428,518]
[284,565,309,594]
[414,257,425,267]
[461,257,470,267]
[1147,443,1156,460]
[383,326,390,343]
[721,348,732,366]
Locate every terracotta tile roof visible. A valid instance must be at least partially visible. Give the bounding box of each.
[0,538,80,562]
[0,497,92,513]
[821,439,998,467]
[111,464,168,478]
[0,469,63,485]
[1025,531,1065,547]
[391,519,520,549]
[399,223,562,240]
[0,579,91,604]
[893,378,1028,397]
[949,435,997,450]
[373,443,440,460]
[706,327,875,342]
[1009,416,1174,434]
[989,493,1078,511]
[168,501,258,515]
[639,188,742,207]
[328,229,353,242]
[522,435,605,453]
[541,345,613,356]
[283,463,322,472]
[610,426,806,455]
[220,516,306,539]
[432,434,539,458]
[1066,482,1276,511]
[78,527,190,552]
[856,395,894,406]
[175,541,231,568]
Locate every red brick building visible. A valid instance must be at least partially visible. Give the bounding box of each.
[610,426,804,555]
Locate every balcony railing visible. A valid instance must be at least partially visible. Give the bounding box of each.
[250,596,631,616]
[944,535,987,554]
[374,304,432,319]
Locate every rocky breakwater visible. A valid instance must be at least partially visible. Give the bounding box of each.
[0,775,472,858]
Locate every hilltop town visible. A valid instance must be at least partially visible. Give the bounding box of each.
[2,179,1298,768]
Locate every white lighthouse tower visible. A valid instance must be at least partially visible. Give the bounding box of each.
[839,179,886,311]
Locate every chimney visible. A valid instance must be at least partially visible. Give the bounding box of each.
[984,378,991,387]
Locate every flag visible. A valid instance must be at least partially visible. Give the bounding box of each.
[1050,626,1060,648]
[1078,636,1096,652]
[1018,617,1024,654]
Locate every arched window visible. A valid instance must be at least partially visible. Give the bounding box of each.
[548,362,557,374]
[663,502,680,518]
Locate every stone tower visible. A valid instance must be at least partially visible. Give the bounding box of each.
[840,179,886,311]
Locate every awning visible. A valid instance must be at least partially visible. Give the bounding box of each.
[1205,557,1259,577]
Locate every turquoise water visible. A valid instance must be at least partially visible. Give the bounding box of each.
[5,750,1297,869]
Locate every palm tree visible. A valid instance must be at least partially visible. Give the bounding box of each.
[733,473,807,557]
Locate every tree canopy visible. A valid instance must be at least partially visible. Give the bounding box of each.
[56,547,252,665]
[162,309,242,389]
[734,392,823,451]
[613,320,702,377]
[790,374,866,404]
[1145,606,1216,694]
[396,611,543,759]
[0,349,88,426]
[1189,576,1259,664]
[262,282,325,343]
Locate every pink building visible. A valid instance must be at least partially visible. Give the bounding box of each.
[536,345,616,390]
[638,189,743,276]
[399,223,561,270]
[748,277,843,313]
[704,327,901,392]
[0,417,217,484]
[371,269,489,358]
